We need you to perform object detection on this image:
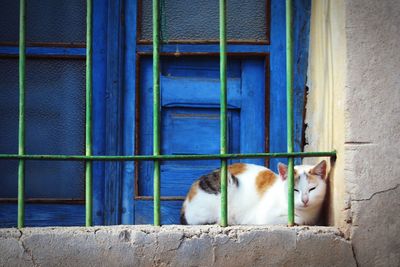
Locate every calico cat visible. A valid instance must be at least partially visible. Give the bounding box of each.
[180,160,327,225]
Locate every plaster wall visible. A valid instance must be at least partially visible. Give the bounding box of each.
[306,0,400,266]
[344,0,400,266]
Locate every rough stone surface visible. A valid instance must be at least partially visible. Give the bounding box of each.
[344,0,400,266]
[0,226,356,267]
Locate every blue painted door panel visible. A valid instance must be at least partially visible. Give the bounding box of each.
[160,107,239,196]
[135,200,181,225]
[136,56,266,223]
[161,77,242,108]
[161,108,240,155]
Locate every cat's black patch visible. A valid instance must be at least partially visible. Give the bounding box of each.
[180,211,188,225]
[198,170,240,195]
[199,170,221,195]
[231,175,239,187]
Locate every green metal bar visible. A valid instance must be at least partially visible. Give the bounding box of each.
[85,0,93,227]
[153,0,161,226]
[219,0,228,227]
[286,0,295,226]
[0,151,337,161]
[18,0,26,229]
[220,159,228,226]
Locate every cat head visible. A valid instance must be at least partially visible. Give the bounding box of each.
[278,160,328,210]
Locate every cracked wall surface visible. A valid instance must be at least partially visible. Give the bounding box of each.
[0,226,356,267]
[345,0,400,266]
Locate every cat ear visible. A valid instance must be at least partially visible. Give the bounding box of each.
[310,160,327,179]
[278,163,288,180]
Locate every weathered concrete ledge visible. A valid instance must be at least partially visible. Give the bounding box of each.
[0,225,356,267]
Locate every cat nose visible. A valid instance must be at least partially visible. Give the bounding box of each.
[302,195,309,205]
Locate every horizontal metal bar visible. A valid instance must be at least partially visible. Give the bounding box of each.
[137,44,270,54]
[0,151,336,161]
[0,46,86,57]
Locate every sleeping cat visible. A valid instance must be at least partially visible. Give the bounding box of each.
[180,160,327,225]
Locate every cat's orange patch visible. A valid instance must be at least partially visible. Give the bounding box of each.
[188,181,199,202]
[256,169,277,196]
[307,173,319,183]
[228,163,247,176]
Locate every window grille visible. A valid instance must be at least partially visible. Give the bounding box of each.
[0,0,336,228]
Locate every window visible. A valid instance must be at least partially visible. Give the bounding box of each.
[0,0,86,226]
[0,0,311,227]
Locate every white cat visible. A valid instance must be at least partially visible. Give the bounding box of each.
[180,160,327,225]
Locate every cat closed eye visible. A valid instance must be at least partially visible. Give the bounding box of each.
[294,189,299,192]
[309,187,317,192]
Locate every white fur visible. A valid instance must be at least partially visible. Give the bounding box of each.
[183,162,327,225]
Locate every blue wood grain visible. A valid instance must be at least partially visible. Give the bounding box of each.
[161,76,242,109]
[0,46,86,57]
[121,0,138,225]
[139,108,239,196]
[134,200,183,225]
[137,44,269,54]
[0,204,85,227]
[269,0,287,172]
[104,0,124,225]
[158,160,221,196]
[269,0,312,170]
[138,57,153,157]
[161,56,241,79]
[293,0,312,164]
[92,0,108,226]
[161,108,234,154]
[240,59,266,166]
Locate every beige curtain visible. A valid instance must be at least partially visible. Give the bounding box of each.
[304,0,347,228]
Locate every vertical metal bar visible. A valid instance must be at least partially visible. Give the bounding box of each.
[286,0,295,226]
[85,0,93,226]
[17,0,26,229]
[219,0,228,227]
[153,0,161,226]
